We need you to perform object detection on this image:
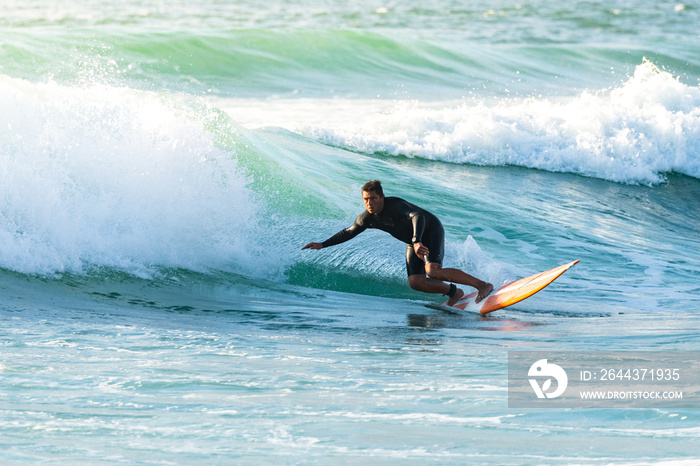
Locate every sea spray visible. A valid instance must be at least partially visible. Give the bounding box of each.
[0,76,281,277]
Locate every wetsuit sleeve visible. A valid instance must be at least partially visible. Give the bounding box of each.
[321,214,367,248]
[410,211,426,244]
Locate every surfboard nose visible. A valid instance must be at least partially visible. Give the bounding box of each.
[444,260,580,314]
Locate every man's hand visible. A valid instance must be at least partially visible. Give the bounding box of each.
[302,242,324,250]
[413,242,429,261]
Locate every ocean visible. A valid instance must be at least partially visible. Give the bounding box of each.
[1,0,699,463]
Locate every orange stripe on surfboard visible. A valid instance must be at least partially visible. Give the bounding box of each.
[447,260,580,314]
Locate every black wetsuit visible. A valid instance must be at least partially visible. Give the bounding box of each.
[321,197,445,276]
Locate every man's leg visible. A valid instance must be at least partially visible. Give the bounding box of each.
[405,236,492,306]
[424,262,493,304]
[407,274,465,306]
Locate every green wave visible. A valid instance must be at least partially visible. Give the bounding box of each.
[3,25,698,99]
[0,27,477,96]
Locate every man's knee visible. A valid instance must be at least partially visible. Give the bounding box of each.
[408,275,425,291]
[424,262,443,279]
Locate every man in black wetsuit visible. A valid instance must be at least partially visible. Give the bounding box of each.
[302,180,493,306]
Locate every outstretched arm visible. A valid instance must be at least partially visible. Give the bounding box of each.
[301,214,367,250]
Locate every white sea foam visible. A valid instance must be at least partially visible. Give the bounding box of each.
[230,61,700,185]
[0,76,279,277]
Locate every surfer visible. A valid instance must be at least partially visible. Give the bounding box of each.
[302,180,494,306]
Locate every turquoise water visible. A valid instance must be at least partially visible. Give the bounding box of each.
[1,0,699,463]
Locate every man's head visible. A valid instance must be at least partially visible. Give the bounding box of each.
[362,180,385,214]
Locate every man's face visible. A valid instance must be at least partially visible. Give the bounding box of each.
[363,190,384,214]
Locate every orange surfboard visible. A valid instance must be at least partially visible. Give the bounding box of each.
[446,260,580,314]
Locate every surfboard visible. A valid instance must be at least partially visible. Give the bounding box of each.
[445,260,579,314]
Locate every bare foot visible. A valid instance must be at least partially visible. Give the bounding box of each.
[475,283,493,304]
[446,287,464,306]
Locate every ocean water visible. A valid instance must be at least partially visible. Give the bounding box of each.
[1,0,699,463]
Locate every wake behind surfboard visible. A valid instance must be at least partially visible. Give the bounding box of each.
[444,260,580,314]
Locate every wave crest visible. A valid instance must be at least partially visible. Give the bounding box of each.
[304,61,700,185]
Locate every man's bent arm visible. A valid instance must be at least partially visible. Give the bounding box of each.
[409,211,426,244]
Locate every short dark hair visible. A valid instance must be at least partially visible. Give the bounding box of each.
[362,180,384,196]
